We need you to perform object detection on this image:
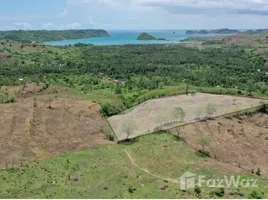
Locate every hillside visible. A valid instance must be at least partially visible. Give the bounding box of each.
[186,28,239,34]
[0,92,114,168]
[185,30,208,34]
[0,29,109,43]
[137,32,156,40]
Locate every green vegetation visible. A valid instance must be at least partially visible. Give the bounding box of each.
[197,136,211,152]
[171,107,185,123]
[0,133,267,198]
[1,39,268,109]
[0,29,109,43]
[137,32,156,40]
[0,88,16,103]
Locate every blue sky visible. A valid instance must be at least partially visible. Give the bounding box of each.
[1,0,268,30]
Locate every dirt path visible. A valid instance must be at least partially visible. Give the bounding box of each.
[125,149,179,184]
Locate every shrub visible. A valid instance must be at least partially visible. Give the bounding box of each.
[107,134,115,141]
[256,168,261,176]
[196,150,210,158]
[214,188,225,197]
[248,190,262,199]
[194,186,201,195]
[100,103,124,117]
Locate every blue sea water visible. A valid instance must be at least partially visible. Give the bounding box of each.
[44,30,222,46]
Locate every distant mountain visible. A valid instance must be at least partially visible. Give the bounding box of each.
[137,32,156,40]
[210,28,239,34]
[185,30,208,34]
[0,29,110,43]
[186,28,239,34]
[244,29,268,34]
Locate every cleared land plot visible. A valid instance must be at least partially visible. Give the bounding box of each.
[0,97,113,169]
[170,113,268,176]
[108,93,265,140]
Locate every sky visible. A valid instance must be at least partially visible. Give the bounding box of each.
[1,0,268,30]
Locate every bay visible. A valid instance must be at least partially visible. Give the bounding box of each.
[44,30,223,46]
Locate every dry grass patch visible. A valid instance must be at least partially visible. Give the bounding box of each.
[108,93,265,140]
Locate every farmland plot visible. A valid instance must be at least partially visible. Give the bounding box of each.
[108,93,265,140]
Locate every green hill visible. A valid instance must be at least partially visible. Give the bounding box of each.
[137,32,156,40]
[0,29,109,43]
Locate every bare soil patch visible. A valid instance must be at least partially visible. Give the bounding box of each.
[109,93,264,140]
[0,97,113,169]
[170,113,268,176]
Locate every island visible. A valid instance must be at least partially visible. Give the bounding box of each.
[137,32,156,40]
[186,28,239,34]
[157,38,169,41]
[0,29,110,43]
[186,30,208,34]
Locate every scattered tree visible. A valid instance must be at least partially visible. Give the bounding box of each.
[171,107,186,123]
[256,168,261,176]
[246,80,255,96]
[45,96,53,109]
[197,136,211,152]
[34,97,37,107]
[185,82,189,95]
[195,107,203,120]
[206,103,217,118]
[121,119,138,140]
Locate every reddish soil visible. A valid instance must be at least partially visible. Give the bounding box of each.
[170,113,268,176]
[0,97,114,169]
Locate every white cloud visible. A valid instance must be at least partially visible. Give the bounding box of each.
[66,22,81,29]
[14,22,32,30]
[42,22,81,30]
[136,0,268,15]
[58,7,68,17]
[42,23,58,29]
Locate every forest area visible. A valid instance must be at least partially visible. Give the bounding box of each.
[0,39,268,115]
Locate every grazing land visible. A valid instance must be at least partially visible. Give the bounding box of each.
[108,93,264,140]
[0,132,267,199]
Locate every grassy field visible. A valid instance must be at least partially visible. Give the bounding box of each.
[0,132,267,199]
[109,93,264,140]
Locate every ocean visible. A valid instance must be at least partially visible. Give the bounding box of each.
[44,30,221,46]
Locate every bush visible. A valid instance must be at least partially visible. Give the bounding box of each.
[107,134,115,141]
[256,168,261,176]
[100,103,124,117]
[214,188,225,197]
[196,150,210,158]
[248,190,262,199]
[194,186,201,195]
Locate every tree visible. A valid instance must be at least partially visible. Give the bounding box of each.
[34,97,37,107]
[206,103,217,118]
[171,107,186,123]
[256,168,261,176]
[195,107,203,120]
[197,136,211,152]
[246,80,255,96]
[121,119,138,140]
[0,93,5,104]
[185,82,189,95]
[155,113,167,126]
[45,96,53,109]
